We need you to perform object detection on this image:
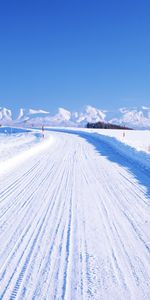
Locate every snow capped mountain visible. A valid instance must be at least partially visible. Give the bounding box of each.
[50,108,71,122]
[76,106,106,125]
[0,105,150,129]
[17,108,25,120]
[29,109,49,115]
[110,107,150,129]
[0,107,12,122]
[15,108,50,123]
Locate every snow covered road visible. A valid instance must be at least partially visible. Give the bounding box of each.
[0,130,150,300]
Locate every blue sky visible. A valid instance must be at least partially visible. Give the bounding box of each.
[0,0,150,114]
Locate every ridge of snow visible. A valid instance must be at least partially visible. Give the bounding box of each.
[29,109,49,115]
[0,107,12,121]
[17,108,26,120]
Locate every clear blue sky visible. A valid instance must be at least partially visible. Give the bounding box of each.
[0,0,150,113]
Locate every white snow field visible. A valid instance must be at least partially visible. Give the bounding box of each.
[0,127,43,163]
[87,128,150,153]
[0,128,150,300]
[65,128,150,153]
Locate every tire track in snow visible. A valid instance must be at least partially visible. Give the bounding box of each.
[0,131,150,300]
[20,160,72,299]
[0,143,72,299]
[30,150,75,299]
[0,160,56,269]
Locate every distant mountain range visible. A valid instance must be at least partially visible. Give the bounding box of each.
[0,106,150,129]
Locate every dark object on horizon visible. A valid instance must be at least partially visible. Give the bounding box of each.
[87,121,133,130]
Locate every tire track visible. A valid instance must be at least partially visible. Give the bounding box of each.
[0,131,150,300]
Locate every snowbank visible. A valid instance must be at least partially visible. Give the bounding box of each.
[0,128,40,163]
[83,131,150,175]
[85,129,150,154]
[46,128,150,175]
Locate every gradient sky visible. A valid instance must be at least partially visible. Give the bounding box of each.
[0,0,150,114]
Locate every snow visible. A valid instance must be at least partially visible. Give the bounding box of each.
[29,108,49,115]
[0,134,54,176]
[85,128,150,153]
[1,105,150,128]
[0,107,12,121]
[51,107,71,121]
[76,105,106,124]
[0,127,38,163]
[113,107,150,129]
[51,127,150,153]
[0,127,150,299]
[17,108,26,120]
[142,106,150,110]
[0,127,53,174]
[85,129,150,174]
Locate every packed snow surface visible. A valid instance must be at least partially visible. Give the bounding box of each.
[0,128,150,300]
